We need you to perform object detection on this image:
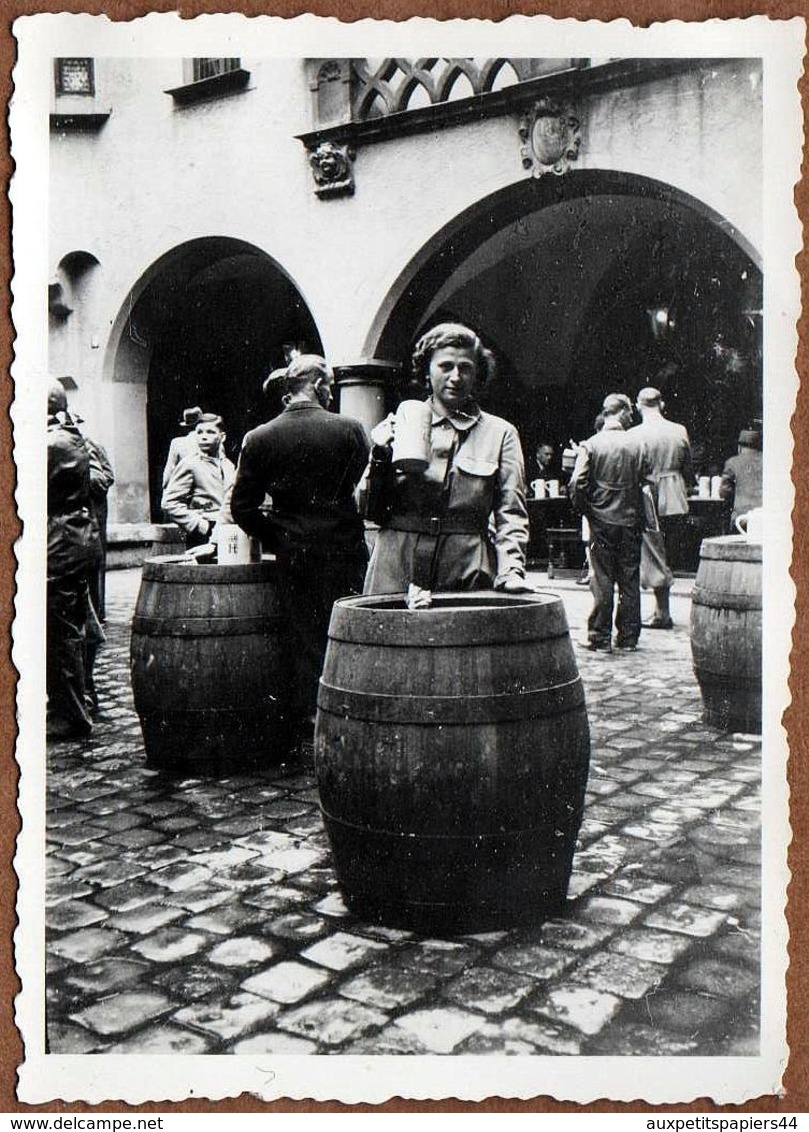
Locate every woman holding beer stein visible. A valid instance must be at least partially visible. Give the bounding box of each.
[358,322,532,596]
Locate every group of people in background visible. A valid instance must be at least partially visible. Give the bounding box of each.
[47,319,763,747]
[568,387,692,653]
[567,389,761,653]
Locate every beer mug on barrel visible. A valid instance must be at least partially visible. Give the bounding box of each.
[735,508,763,542]
[216,524,260,564]
[530,478,546,500]
[392,400,432,473]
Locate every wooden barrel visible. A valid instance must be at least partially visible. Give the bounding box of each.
[690,535,762,733]
[314,591,591,933]
[149,524,186,558]
[130,557,289,771]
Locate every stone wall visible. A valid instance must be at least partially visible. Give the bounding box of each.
[49,57,762,523]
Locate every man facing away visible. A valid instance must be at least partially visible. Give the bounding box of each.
[230,355,370,743]
[64,403,114,716]
[720,428,763,524]
[568,393,646,653]
[46,382,101,739]
[630,386,693,629]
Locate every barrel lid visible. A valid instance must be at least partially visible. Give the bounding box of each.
[698,536,762,563]
[328,589,572,647]
[142,556,278,583]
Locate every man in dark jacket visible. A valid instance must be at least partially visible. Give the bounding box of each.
[569,393,647,653]
[230,355,370,741]
[46,383,101,738]
[68,408,114,715]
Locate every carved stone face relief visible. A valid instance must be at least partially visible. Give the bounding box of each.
[307,141,356,199]
[519,98,582,177]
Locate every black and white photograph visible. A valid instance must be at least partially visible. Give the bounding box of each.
[9,12,801,1106]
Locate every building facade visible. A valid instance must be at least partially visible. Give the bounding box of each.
[48,54,763,529]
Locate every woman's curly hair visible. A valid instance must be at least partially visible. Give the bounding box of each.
[411,323,497,389]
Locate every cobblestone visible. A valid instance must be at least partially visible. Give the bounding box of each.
[444,966,536,1014]
[70,991,174,1036]
[641,989,736,1035]
[644,902,728,937]
[529,984,623,1035]
[130,927,210,962]
[570,951,667,999]
[301,932,390,971]
[49,927,128,963]
[44,570,762,1056]
[275,998,388,1046]
[243,960,332,1004]
[609,927,693,964]
[173,992,281,1041]
[392,1006,483,1053]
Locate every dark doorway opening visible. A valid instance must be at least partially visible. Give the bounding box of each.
[126,238,322,521]
[372,172,762,479]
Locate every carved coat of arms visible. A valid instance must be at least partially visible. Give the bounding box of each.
[519,99,582,178]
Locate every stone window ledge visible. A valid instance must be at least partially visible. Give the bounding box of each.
[50,110,111,132]
[166,68,251,106]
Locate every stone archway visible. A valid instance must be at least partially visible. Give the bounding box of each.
[366,170,762,474]
[104,237,323,522]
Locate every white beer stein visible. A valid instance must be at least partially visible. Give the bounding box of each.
[530,478,546,500]
[547,479,560,499]
[698,476,711,499]
[735,508,763,542]
[217,524,258,564]
[391,400,432,473]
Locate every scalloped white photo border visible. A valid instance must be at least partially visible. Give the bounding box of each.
[9,12,802,1106]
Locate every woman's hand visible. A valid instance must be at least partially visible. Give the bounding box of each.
[496,574,537,594]
[370,413,396,450]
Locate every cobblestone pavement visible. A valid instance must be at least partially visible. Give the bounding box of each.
[45,568,761,1057]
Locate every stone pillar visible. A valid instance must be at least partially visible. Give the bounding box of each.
[335,360,401,556]
[334,360,400,437]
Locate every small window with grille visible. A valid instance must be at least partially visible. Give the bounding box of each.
[54,58,95,96]
[192,58,240,82]
[168,59,250,105]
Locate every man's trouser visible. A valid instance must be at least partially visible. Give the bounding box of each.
[47,569,93,735]
[587,519,642,647]
[278,549,368,725]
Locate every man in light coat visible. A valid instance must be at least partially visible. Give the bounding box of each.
[162,414,235,547]
[630,386,693,629]
[162,405,203,490]
[720,428,763,524]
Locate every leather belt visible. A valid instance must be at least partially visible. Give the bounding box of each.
[387,515,486,536]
